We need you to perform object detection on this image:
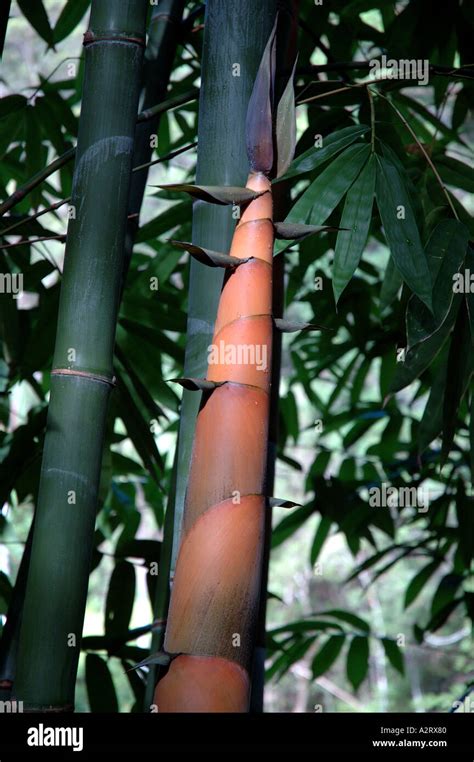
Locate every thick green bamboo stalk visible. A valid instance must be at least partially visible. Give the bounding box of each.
[170,0,278,577]
[124,0,185,283]
[14,0,148,711]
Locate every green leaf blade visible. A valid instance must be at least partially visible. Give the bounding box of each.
[312,635,345,679]
[346,635,369,690]
[85,654,118,713]
[376,155,432,311]
[17,0,54,47]
[53,0,90,44]
[278,125,369,182]
[333,155,376,304]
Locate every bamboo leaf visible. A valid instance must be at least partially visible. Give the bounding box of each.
[275,58,297,178]
[309,145,371,226]
[310,516,333,566]
[105,561,136,639]
[424,599,463,633]
[267,637,313,680]
[333,155,376,304]
[389,224,468,395]
[395,93,465,147]
[376,155,433,311]
[0,94,27,119]
[345,546,406,583]
[115,345,167,423]
[273,147,363,252]
[322,609,370,633]
[441,303,473,463]
[312,635,345,679]
[381,638,404,675]
[278,125,369,182]
[406,221,469,351]
[310,516,332,566]
[115,372,164,482]
[274,222,341,240]
[17,0,54,47]
[170,240,248,268]
[155,184,265,205]
[269,620,344,637]
[404,560,441,608]
[272,504,315,548]
[436,156,474,193]
[346,636,369,690]
[431,574,464,618]
[0,571,12,612]
[245,15,277,174]
[389,299,459,393]
[85,654,118,712]
[0,0,11,57]
[380,256,403,312]
[278,145,370,248]
[417,350,448,452]
[455,482,474,569]
[53,0,90,44]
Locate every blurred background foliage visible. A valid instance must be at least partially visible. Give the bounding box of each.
[0,0,473,712]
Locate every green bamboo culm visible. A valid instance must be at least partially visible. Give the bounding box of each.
[170,0,278,576]
[14,0,148,711]
[124,0,185,283]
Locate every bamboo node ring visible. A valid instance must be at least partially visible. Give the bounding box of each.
[83,30,146,48]
[51,368,116,387]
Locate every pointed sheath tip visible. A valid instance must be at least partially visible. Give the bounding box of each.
[168,378,226,392]
[245,16,278,174]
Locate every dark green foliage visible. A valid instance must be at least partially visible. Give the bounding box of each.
[1,0,473,711]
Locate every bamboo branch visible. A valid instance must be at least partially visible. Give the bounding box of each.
[0,88,198,217]
[132,141,197,173]
[0,148,75,216]
[378,92,459,220]
[0,235,66,249]
[0,198,71,236]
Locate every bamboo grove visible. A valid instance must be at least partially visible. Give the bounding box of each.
[1,0,473,715]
